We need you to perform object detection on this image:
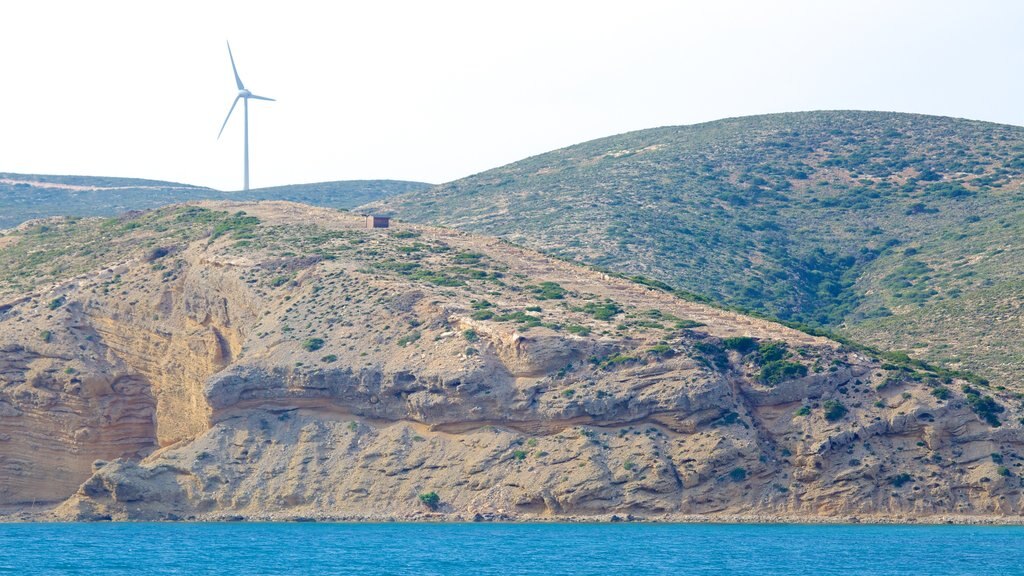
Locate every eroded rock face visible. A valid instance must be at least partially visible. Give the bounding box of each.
[2,201,1022,521]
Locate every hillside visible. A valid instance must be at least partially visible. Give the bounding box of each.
[1,201,1021,522]
[0,173,430,229]
[366,111,1024,386]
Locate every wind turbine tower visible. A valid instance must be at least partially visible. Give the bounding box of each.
[218,42,274,191]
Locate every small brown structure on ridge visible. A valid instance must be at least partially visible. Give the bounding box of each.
[365,215,390,229]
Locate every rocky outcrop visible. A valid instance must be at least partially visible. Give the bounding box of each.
[1,202,1021,521]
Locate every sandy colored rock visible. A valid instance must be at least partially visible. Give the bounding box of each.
[0,201,1020,522]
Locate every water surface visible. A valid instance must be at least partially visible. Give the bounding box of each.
[1,522,1022,575]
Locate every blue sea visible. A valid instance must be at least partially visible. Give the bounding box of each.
[1,523,1022,575]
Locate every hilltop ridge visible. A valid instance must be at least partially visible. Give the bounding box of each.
[0,173,430,229]
[366,111,1024,386]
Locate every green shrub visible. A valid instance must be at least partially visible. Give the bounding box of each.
[512,450,527,461]
[795,405,811,416]
[471,310,494,320]
[418,492,440,510]
[998,466,1012,477]
[531,281,567,300]
[729,467,747,482]
[694,341,729,370]
[930,386,950,400]
[823,400,848,422]
[723,336,758,354]
[647,344,674,358]
[601,354,637,369]
[40,330,52,343]
[398,331,421,347]
[580,301,623,321]
[566,324,591,336]
[492,310,542,327]
[463,329,479,342]
[756,341,789,364]
[301,337,325,352]
[48,297,65,310]
[964,386,1004,426]
[320,354,337,363]
[758,361,807,385]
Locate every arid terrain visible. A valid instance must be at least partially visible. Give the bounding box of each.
[0,201,1021,522]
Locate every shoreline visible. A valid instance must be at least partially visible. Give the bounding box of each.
[3,507,1023,526]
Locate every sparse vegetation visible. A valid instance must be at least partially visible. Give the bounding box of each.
[759,360,807,386]
[397,331,422,347]
[723,336,757,354]
[963,386,1004,427]
[890,473,913,488]
[301,338,325,352]
[380,111,1024,388]
[823,400,848,422]
[418,492,440,510]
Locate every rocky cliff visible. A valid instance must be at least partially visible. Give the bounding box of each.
[1,201,1021,521]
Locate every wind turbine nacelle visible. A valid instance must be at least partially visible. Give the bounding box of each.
[238,89,252,98]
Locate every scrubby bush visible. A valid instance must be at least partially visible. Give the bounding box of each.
[418,492,440,510]
[694,341,729,370]
[301,337,325,352]
[723,336,757,354]
[823,400,848,422]
[756,341,789,364]
[964,385,1004,426]
[890,473,913,487]
[531,281,567,300]
[397,331,421,347]
[580,301,623,321]
[566,324,591,336]
[759,361,807,385]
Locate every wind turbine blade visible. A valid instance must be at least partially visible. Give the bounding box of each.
[226,41,244,90]
[217,96,241,139]
[247,94,275,102]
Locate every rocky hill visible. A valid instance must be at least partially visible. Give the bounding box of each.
[0,173,430,230]
[366,111,1024,387]
[1,201,1021,521]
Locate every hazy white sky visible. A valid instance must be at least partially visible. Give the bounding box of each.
[2,0,1022,190]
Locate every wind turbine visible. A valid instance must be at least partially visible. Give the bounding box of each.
[217,41,274,191]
